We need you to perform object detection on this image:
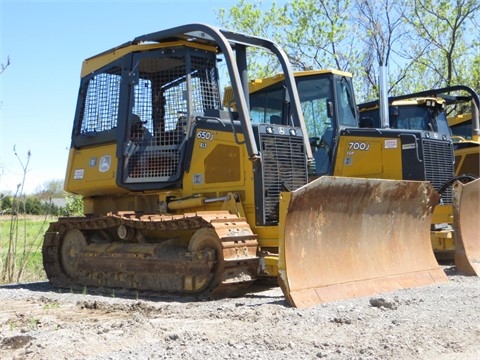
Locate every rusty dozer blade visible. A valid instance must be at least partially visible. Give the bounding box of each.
[278,176,447,308]
[453,178,480,276]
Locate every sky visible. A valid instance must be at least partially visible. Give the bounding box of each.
[0,0,244,194]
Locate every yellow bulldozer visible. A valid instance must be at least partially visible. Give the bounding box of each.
[358,84,479,179]
[224,71,479,275]
[224,70,455,194]
[42,24,447,308]
[444,87,480,179]
[450,111,479,176]
[358,85,480,275]
[446,91,480,276]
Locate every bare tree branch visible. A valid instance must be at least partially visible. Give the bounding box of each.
[0,56,11,76]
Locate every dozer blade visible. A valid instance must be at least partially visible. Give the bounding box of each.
[453,178,480,276]
[278,176,447,308]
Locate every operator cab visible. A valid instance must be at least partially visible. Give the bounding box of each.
[359,97,451,136]
[247,70,359,176]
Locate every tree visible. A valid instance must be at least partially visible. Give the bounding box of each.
[217,0,364,77]
[403,0,480,89]
[354,0,414,99]
[280,0,362,72]
[216,0,480,102]
[472,51,480,92]
[1,194,13,213]
[62,192,83,216]
[34,179,64,200]
[24,197,43,214]
[217,0,292,78]
[0,56,10,76]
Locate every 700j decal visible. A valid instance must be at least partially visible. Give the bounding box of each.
[348,142,370,151]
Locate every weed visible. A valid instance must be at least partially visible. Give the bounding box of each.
[0,216,52,284]
[43,301,60,310]
[28,318,40,330]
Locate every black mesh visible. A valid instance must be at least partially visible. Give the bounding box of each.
[124,49,221,184]
[80,66,122,134]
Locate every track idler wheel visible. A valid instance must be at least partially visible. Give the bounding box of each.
[60,229,87,278]
[188,228,223,292]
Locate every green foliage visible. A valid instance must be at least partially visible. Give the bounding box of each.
[0,194,66,216]
[28,318,40,330]
[62,192,83,216]
[0,147,83,287]
[217,0,480,102]
[218,0,294,79]
[0,194,13,214]
[403,0,480,89]
[34,179,65,200]
[286,0,359,71]
[217,0,363,76]
[24,197,43,215]
[472,53,480,93]
[43,301,60,310]
[1,186,83,217]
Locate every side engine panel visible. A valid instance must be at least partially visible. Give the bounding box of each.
[333,128,454,204]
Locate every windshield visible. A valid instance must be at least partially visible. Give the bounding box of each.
[389,105,450,135]
[249,74,357,138]
[296,76,333,138]
[249,87,285,124]
[450,119,472,140]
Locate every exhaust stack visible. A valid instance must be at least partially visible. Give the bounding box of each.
[379,65,390,128]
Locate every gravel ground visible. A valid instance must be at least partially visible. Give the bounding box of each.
[0,266,479,360]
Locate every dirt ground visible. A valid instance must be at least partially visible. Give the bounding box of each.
[0,266,479,360]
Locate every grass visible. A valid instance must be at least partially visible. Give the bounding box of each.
[0,215,57,284]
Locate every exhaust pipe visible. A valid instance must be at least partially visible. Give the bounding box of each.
[379,65,390,128]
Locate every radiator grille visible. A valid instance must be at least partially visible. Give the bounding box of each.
[422,139,454,204]
[260,133,308,224]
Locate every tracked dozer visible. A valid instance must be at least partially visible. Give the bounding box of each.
[359,85,480,271]
[43,24,446,308]
[445,87,480,179]
[449,108,479,272]
[359,90,457,261]
[440,87,479,274]
[452,178,480,275]
[225,71,461,260]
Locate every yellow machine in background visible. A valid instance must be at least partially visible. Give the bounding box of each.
[359,85,479,179]
[42,25,446,308]
[437,87,479,275]
[449,112,479,275]
[225,71,454,192]
[449,112,479,178]
[225,71,478,271]
[359,86,480,272]
[358,93,456,260]
[225,70,455,212]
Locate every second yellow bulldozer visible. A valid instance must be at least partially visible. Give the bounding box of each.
[225,70,478,276]
[42,24,447,308]
[358,85,480,274]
